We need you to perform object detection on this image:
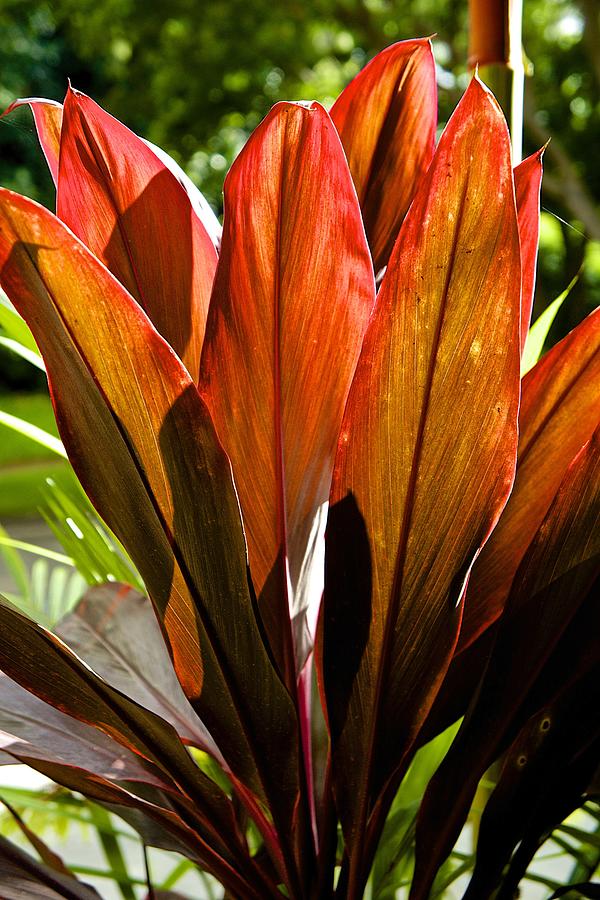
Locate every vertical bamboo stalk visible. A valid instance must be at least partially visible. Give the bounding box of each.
[468,0,525,163]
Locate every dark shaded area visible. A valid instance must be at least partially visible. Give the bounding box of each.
[464,584,600,898]
[322,492,372,742]
[0,342,46,390]
[258,548,295,687]
[417,625,494,746]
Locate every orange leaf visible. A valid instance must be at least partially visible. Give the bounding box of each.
[0,191,300,866]
[413,427,600,900]
[322,78,521,883]
[330,39,437,274]
[2,98,63,186]
[200,101,375,684]
[460,306,600,651]
[514,148,544,352]
[57,87,216,381]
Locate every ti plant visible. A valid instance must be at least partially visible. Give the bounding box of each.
[0,37,598,900]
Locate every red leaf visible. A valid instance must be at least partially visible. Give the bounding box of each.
[460,306,600,651]
[144,138,222,252]
[514,148,544,351]
[0,190,301,883]
[2,98,63,186]
[1,96,222,253]
[330,39,437,274]
[321,77,521,888]
[57,87,217,381]
[412,427,600,899]
[200,101,375,684]
[0,670,169,791]
[0,596,240,853]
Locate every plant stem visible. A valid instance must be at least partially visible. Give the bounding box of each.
[468,0,525,163]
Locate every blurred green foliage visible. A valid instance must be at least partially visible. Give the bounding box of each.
[0,0,599,336]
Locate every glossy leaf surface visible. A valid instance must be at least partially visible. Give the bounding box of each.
[0,596,276,896]
[460,306,600,650]
[0,597,237,844]
[0,191,300,846]
[200,101,375,680]
[514,148,544,352]
[2,95,221,257]
[322,77,521,867]
[55,584,219,756]
[58,88,217,381]
[0,670,169,790]
[330,39,436,274]
[413,428,600,899]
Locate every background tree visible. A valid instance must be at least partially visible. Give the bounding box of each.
[1,0,599,337]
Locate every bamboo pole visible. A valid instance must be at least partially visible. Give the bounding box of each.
[468,0,525,163]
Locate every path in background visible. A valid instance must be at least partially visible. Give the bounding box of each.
[0,516,64,595]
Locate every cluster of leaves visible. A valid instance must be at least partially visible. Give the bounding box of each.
[1,0,599,397]
[0,36,598,899]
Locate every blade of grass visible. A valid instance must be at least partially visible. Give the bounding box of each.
[0,523,30,600]
[558,823,600,849]
[551,834,591,868]
[68,866,148,887]
[0,535,73,565]
[567,819,600,883]
[521,272,579,375]
[80,793,139,900]
[431,856,474,895]
[0,410,66,457]
[0,789,137,840]
[42,479,141,588]
[0,287,40,353]
[160,860,196,890]
[1,797,73,876]
[0,335,45,369]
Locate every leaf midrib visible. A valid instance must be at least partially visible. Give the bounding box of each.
[349,177,472,869]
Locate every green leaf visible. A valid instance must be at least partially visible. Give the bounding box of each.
[0,335,45,369]
[0,286,40,354]
[85,806,136,900]
[0,410,66,457]
[0,523,29,601]
[42,478,142,590]
[0,534,73,565]
[521,272,579,376]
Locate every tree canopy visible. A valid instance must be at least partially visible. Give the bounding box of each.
[1,0,599,328]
